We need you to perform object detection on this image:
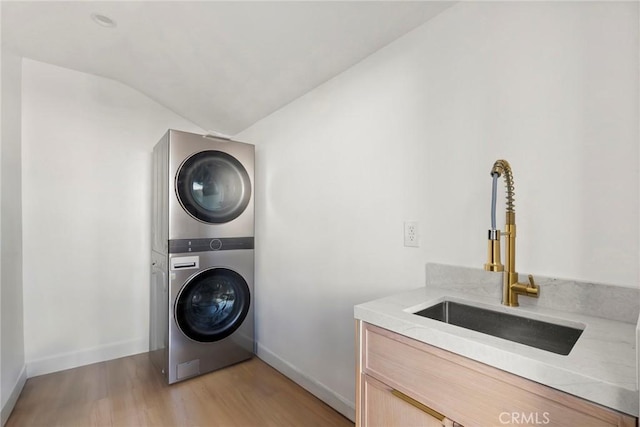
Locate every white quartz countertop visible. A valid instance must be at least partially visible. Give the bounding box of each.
[354,285,638,417]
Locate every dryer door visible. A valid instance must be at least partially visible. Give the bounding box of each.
[176,150,252,224]
[175,268,251,343]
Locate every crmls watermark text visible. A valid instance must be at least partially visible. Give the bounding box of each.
[499,412,551,425]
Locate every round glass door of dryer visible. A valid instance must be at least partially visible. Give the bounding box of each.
[175,268,251,343]
[176,150,252,224]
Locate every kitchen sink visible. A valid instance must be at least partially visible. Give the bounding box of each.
[414,301,584,355]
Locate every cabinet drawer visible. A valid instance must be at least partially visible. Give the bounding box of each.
[361,322,634,427]
[363,374,453,427]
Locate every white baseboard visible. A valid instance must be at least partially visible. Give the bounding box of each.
[256,342,355,422]
[26,337,148,378]
[1,364,27,427]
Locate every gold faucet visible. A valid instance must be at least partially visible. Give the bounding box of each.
[484,159,539,307]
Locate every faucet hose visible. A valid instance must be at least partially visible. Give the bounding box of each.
[491,173,498,230]
[490,159,515,214]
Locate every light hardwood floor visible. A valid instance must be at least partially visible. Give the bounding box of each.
[6,354,354,427]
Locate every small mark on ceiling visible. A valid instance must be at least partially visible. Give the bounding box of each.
[90,13,116,28]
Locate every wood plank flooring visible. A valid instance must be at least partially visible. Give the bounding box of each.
[6,354,354,427]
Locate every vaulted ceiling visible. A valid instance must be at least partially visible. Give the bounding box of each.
[2,1,453,135]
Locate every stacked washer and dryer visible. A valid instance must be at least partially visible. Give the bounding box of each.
[150,129,255,384]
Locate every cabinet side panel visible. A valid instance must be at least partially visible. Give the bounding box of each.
[356,320,363,427]
[151,132,169,254]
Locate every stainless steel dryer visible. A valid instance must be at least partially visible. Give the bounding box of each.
[152,129,254,253]
[150,130,255,384]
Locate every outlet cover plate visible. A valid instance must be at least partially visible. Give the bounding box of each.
[404,221,419,247]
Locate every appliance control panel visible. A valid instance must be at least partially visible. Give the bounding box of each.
[169,237,254,254]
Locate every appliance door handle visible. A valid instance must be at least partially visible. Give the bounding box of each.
[173,262,196,269]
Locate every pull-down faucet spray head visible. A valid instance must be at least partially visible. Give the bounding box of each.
[485,228,504,272]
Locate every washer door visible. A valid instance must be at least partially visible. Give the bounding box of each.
[175,268,251,343]
[176,150,251,224]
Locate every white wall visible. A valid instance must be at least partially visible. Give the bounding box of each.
[1,48,26,425]
[21,59,204,376]
[238,1,638,419]
[418,2,638,287]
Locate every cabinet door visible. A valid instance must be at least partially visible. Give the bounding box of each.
[363,374,458,427]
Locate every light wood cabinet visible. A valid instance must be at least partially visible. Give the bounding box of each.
[356,321,637,427]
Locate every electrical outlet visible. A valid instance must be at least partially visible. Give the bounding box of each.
[404,221,419,247]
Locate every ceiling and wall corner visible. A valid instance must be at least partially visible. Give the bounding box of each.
[2,1,455,136]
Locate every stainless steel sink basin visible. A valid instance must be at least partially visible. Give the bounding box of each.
[414,301,584,355]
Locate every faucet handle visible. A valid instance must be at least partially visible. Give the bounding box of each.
[526,274,539,297]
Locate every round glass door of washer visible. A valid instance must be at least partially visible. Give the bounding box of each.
[175,268,251,343]
[176,150,251,224]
